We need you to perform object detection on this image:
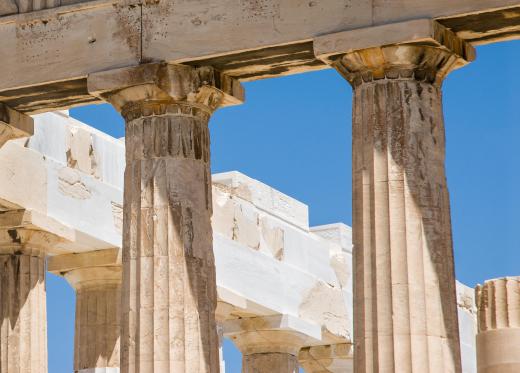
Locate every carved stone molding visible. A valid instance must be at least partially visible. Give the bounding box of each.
[87,63,244,120]
[314,19,476,87]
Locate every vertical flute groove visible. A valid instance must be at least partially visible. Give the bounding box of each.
[352,79,461,373]
[122,105,219,373]
[0,253,47,373]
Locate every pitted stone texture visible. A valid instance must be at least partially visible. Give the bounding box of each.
[0,103,33,148]
[325,21,475,88]
[476,277,520,373]
[122,100,219,373]
[344,45,465,373]
[242,353,298,373]
[0,251,47,373]
[68,268,121,373]
[48,250,122,373]
[88,64,244,373]
[298,343,353,373]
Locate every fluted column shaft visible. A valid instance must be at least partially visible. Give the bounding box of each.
[228,323,306,373]
[87,63,243,373]
[476,277,520,373]
[0,251,47,373]
[64,267,122,373]
[243,353,298,373]
[123,100,218,373]
[329,40,474,373]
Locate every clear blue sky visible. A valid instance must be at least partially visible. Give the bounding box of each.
[47,40,520,372]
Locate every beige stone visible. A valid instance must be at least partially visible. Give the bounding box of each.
[49,250,122,373]
[299,343,353,373]
[0,250,46,373]
[320,20,475,373]
[0,227,63,373]
[242,353,298,373]
[476,277,520,373]
[0,103,33,147]
[87,63,243,373]
[2,1,520,113]
[227,321,305,373]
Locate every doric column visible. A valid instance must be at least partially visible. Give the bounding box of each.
[476,277,520,373]
[224,316,310,373]
[243,353,298,373]
[315,20,476,373]
[0,250,46,373]
[298,344,353,373]
[88,63,243,373]
[48,249,122,373]
[0,224,60,373]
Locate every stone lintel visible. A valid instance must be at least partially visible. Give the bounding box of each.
[48,247,121,274]
[87,63,245,113]
[48,249,122,289]
[0,103,34,146]
[314,19,475,65]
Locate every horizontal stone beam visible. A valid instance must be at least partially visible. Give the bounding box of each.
[0,103,33,146]
[1,0,520,112]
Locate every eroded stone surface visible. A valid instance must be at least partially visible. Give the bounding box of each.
[326,29,475,373]
[299,343,353,373]
[87,63,244,373]
[0,111,480,373]
[243,353,298,373]
[476,277,520,373]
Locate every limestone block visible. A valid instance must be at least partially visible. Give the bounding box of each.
[224,315,321,353]
[242,353,299,373]
[299,281,350,342]
[213,172,309,230]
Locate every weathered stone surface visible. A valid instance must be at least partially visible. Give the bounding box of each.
[321,25,475,373]
[48,250,121,373]
[88,63,243,373]
[243,353,298,373]
[0,112,481,372]
[299,343,353,373]
[1,1,519,113]
[0,250,47,373]
[457,282,478,373]
[476,277,520,373]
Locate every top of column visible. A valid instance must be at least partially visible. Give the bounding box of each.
[87,63,244,119]
[476,277,520,332]
[314,19,476,87]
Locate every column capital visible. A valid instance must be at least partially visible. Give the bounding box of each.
[314,19,475,87]
[0,103,33,147]
[224,315,320,356]
[298,344,353,373]
[0,208,75,255]
[476,276,520,332]
[48,248,122,290]
[87,63,244,120]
